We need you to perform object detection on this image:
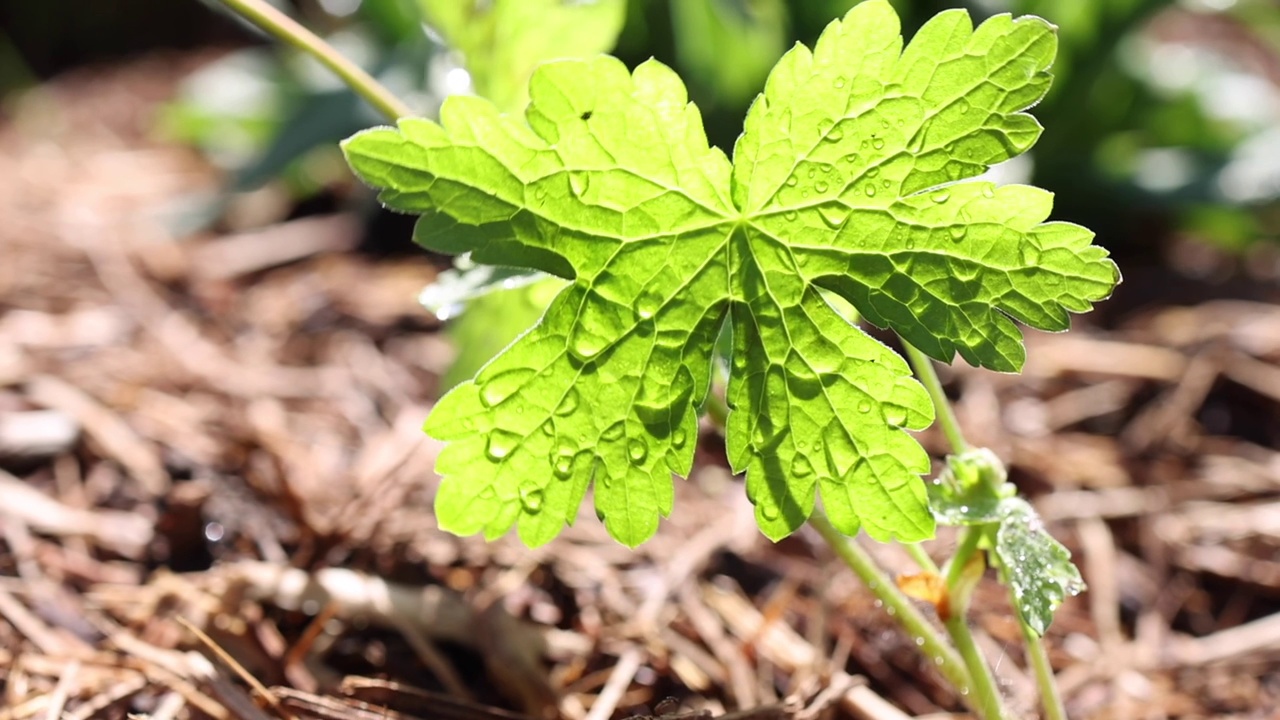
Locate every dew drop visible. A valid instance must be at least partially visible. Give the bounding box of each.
[814,181,829,193]
[602,421,625,441]
[865,185,877,198]
[801,189,810,199]
[479,368,536,408]
[553,450,575,480]
[627,438,648,464]
[834,76,847,89]
[931,190,950,204]
[905,238,916,250]
[790,455,814,478]
[519,484,544,512]
[485,430,520,461]
[635,290,663,320]
[857,401,871,413]
[915,637,925,647]
[1021,244,1043,266]
[533,187,547,202]
[786,177,798,187]
[541,420,555,436]
[826,127,844,142]
[844,152,859,164]
[948,225,967,242]
[760,503,780,521]
[783,210,799,222]
[817,204,849,229]
[884,404,907,426]
[672,428,689,449]
[866,167,880,179]
[872,138,885,150]
[569,329,608,361]
[958,98,972,115]
[555,388,581,416]
[807,168,817,179]
[982,186,995,199]
[569,170,591,196]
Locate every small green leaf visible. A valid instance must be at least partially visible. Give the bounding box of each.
[927,448,1015,525]
[993,498,1085,635]
[342,0,1118,547]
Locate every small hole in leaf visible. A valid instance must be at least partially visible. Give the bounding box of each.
[581,111,593,120]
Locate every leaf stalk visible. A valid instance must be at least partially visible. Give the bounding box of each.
[214,0,413,121]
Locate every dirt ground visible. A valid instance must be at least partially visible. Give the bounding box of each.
[2,56,1280,720]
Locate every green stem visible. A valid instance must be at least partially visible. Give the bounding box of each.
[943,615,1007,719]
[809,510,974,702]
[902,342,967,454]
[1019,606,1068,720]
[904,543,940,575]
[215,0,413,121]
[940,530,1009,719]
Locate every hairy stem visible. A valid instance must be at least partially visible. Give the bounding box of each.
[1019,604,1069,720]
[902,342,1012,719]
[808,510,974,702]
[902,342,967,454]
[215,0,413,121]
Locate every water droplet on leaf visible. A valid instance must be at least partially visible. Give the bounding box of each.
[569,170,590,196]
[865,185,877,198]
[872,138,885,150]
[479,368,536,408]
[857,401,871,413]
[569,328,608,361]
[519,484,544,512]
[672,428,689,449]
[948,225,967,242]
[817,205,849,229]
[602,421,625,441]
[635,290,662,320]
[486,430,520,461]
[555,388,581,416]
[760,503,779,521]
[627,438,648,464]
[931,190,950,203]
[814,181,829,193]
[790,455,814,478]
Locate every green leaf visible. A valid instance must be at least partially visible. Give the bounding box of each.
[417,0,627,112]
[342,0,1118,547]
[993,498,1085,635]
[926,448,1015,525]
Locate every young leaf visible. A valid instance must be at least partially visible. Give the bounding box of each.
[926,448,1014,525]
[342,0,1118,547]
[993,498,1085,635]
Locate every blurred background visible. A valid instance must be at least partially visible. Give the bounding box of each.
[3,0,1280,718]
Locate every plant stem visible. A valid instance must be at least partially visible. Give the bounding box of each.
[1019,605,1069,720]
[904,542,940,575]
[902,342,967,454]
[901,342,1013,718]
[215,0,413,121]
[942,615,1007,719]
[808,509,974,699]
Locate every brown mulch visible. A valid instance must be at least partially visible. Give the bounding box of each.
[2,56,1280,720]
